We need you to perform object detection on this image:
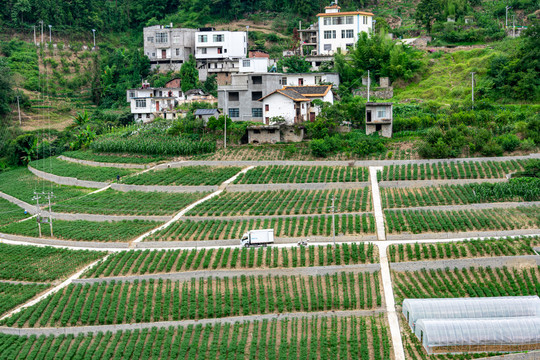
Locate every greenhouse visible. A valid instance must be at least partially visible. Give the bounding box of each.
[414,317,540,354]
[402,296,540,330]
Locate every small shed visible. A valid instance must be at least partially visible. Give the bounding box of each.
[365,102,393,138]
[194,108,221,125]
[247,125,280,144]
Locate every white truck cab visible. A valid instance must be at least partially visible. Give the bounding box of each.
[241,229,275,247]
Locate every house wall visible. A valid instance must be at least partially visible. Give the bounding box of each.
[281,126,305,142]
[284,73,340,86]
[239,58,269,73]
[248,129,281,144]
[144,26,196,72]
[195,31,247,60]
[318,13,372,54]
[263,94,297,124]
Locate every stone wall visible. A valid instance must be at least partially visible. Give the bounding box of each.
[281,126,305,143]
[355,88,394,100]
[28,166,108,189]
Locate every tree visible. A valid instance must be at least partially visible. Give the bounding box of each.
[0,58,13,119]
[201,74,217,97]
[415,0,443,33]
[276,55,311,73]
[180,55,199,93]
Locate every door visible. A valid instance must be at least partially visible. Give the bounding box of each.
[366,110,372,123]
[161,49,166,59]
[298,78,304,85]
[310,112,316,121]
[156,101,159,111]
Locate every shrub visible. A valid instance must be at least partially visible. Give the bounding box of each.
[497,134,520,152]
[481,141,503,156]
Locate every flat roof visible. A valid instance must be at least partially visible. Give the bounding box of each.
[317,11,374,17]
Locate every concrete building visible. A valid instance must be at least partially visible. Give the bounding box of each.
[239,57,270,73]
[194,108,221,125]
[259,85,334,125]
[317,3,373,55]
[217,72,339,123]
[144,25,196,72]
[126,84,184,122]
[365,102,393,137]
[247,124,305,144]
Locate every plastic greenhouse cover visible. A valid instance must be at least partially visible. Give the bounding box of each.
[414,317,540,348]
[402,296,540,329]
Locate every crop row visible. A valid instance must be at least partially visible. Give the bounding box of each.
[388,236,539,263]
[234,165,370,184]
[393,266,540,303]
[385,207,539,234]
[0,243,105,282]
[379,160,526,181]
[382,179,540,209]
[122,166,241,186]
[188,188,372,217]
[0,197,29,226]
[3,272,382,327]
[84,243,377,278]
[0,219,159,242]
[54,189,207,216]
[0,283,50,316]
[0,168,92,204]
[0,315,391,360]
[63,150,166,164]
[29,158,137,182]
[147,214,376,241]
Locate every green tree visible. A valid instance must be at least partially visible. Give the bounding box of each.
[201,74,217,97]
[276,55,311,73]
[0,58,13,118]
[180,55,199,93]
[415,0,444,33]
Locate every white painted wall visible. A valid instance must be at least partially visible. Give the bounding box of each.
[262,94,298,124]
[318,13,373,54]
[239,58,269,73]
[195,31,247,59]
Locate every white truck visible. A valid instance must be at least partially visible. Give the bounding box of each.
[241,229,274,247]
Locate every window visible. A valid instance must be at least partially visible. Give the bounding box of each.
[147,36,154,43]
[243,60,251,67]
[129,91,135,99]
[135,99,146,108]
[200,48,207,55]
[252,76,262,84]
[332,17,343,25]
[323,44,332,51]
[213,34,224,42]
[198,35,208,42]
[228,92,239,101]
[280,77,287,85]
[175,48,180,56]
[377,109,387,118]
[265,104,269,111]
[251,91,262,101]
[363,16,368,25]
[229,108,239,118]
[342,29,354,38]
[252,108,263,117]
[217,48,222,54]
[151,52,155,57]
[146,114,150,119]
[323,17,331,25]
[173,35,181,44]
[155,32,168,43]
[346,16,354,24]
[323,30,336,39]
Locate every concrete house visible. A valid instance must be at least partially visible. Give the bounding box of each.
[259,85,334,125]
[126,84,184,122]
[194,108,221,125]
[144,25,196,72]
[365,102,393,137]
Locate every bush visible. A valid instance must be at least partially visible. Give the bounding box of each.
[481,141,503,156]
[497,134,521,152]
[310,139,330,158]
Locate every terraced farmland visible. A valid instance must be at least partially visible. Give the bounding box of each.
[84,243,378,277]
[146,214,376,241]
[385,207,539,234]
[63,151,167,164]
[29,158,137,182]
[2,272,382,327]
[234,165,369,184]
[0,197,29,226]
[0,219,159,242]
[0,315,391,360]
[379,160,526,181]
[54,189,208,216]
[0,243,105,282]
[188,188,371,216]
[0,283,51,316]
[122,166,241,186]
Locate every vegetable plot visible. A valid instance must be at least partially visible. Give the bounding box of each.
[147,214,376,241]
[121,166,241,186]
[29,158,137,182]
[90,135,215,156]
[385,207,539,234]
[54,189,208,216]
[234,165,369,184]
[0,315,391,360]
[0,219,159,242]
[2,272,382,327]
[84,243,377,278]
[64,150,166,164]
[188,188,372,216]
[0,197,29,226]
[388,236,539,263]
[0,283,50,316]
[379,160,526,181]
[0,243,105,282]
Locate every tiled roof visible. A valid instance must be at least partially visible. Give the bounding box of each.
[194,109,220,115]
[259,85,332,102]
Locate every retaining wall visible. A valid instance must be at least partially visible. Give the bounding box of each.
[111,183,216,193]
[58,155,149,169]
[227,182,370,192]
[391,255,540,272]
[387,229,540,241]
[379,178,508,188]
[28,166,107,189]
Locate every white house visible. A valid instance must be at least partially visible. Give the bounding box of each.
[238,57,270,73]
[195,29,247,60]
[126,84,184,122]
[259,85,333,125]
[317,3,373,55]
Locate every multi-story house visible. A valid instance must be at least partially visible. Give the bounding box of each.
[143,25,196,72]
[126,81,184,122]
[317,3,373,55]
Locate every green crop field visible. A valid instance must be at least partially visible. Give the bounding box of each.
[0,243,105,282]
[379,160,526,181]
[0,315,391,360]
[0,197,29,226]
[2,272,382,327]
[388,236,539,263]
[54,189,208,216]
[63,150,168,164]
[146,214,376,241]
[0,283,51,316]
[234,165,369,184]
[0,219,159,242]
[0,168,92,203]
[385,207,539,234]
[188,188,372,217]
[122,166,241,186]
[29,158,137,182]
[393,266,540,304]
[381,180,540,209]
[84,243,377,277]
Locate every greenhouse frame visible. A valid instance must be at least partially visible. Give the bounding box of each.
[414,317,540,354]
[402,296,540,330]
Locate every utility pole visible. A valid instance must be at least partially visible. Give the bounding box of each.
[16,96,21,125]
[224,114,227,150]
[330,196,336,248]
[505,6,511,28]
[471,72,475,109]
[33,26,36,45]
[92,29,96,49]
[246,25,249,57]
[48,24,52,43]
[40,20,43,45]
[512,15,515,37]
[46,193,54,237]
[367,70,370,102]
[33,193,42,237]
